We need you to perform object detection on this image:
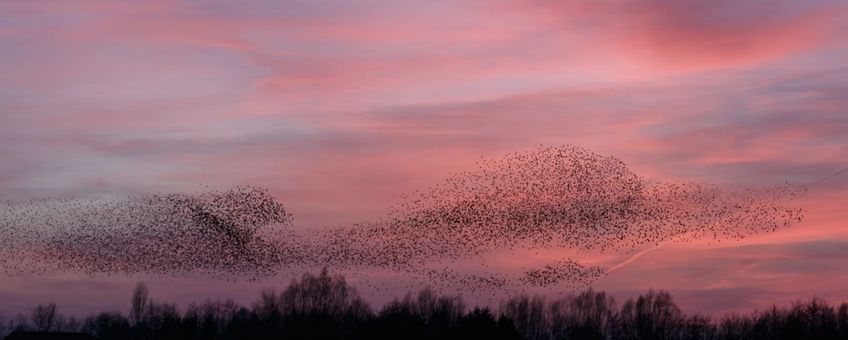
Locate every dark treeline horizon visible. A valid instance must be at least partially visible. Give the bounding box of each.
[2,269,847,340]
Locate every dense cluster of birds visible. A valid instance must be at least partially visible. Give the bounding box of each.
[520,260,606,287]
[0,145,807,292]
[301,145,804,287]
[422,268,511,292]
[0,187,293,278]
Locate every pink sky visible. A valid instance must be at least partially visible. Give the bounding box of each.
[1,0,848,316]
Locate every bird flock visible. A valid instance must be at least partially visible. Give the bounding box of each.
[520,260,606,287]
[0,187,294,278]
[0,145,806,292]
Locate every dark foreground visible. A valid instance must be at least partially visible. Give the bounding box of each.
[3,270,847,340]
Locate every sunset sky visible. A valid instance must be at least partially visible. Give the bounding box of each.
[2,0,848,316]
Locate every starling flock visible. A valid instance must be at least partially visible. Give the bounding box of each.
[0,145,807,292]
[520,260,606,287]
[0,187,294,278]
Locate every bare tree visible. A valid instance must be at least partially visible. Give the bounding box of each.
[501,294,547,340]
[410,287,464,326]
[130,282,148,326]
[278,267,370,319]
[619,290,683,340]
[32,302,57,332]
[549,289,616,339]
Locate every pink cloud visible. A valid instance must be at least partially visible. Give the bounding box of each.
[504,0,847,72]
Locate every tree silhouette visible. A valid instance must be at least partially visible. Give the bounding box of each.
[183,299,241,339]
[501,295,546,340]
[549,289,616,340]
[250,267,371,339]
[31,302,58,332]
[454,307,498,339]
[6,270,848,340]
[82,312,130,340]
[618,289,683,340]
[129,283,147,327]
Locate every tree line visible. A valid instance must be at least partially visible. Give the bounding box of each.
[2,269,848,340]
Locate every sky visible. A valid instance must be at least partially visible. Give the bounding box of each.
[1,0,848,316]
